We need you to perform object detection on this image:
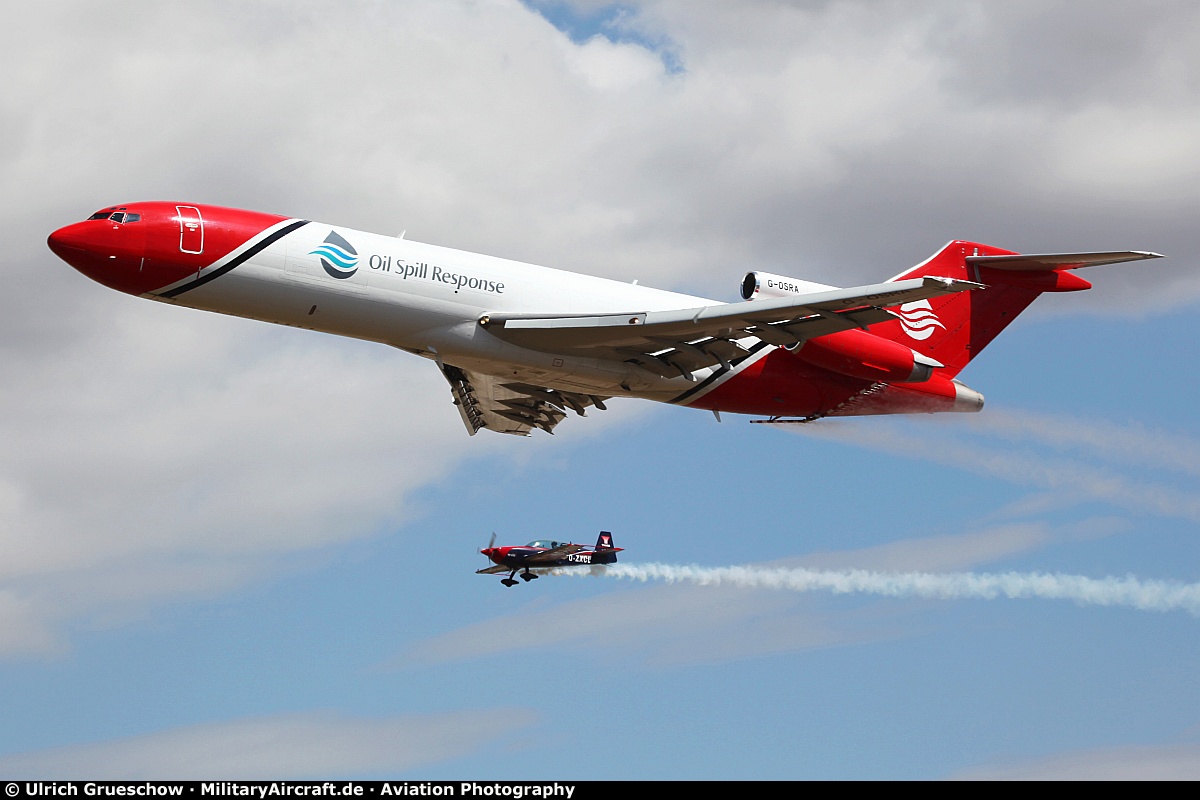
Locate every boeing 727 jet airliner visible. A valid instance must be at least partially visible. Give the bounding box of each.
[47,202,1160,436]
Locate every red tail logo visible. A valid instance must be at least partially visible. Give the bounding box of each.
[892,300,946,341]
[868,241,1045,377]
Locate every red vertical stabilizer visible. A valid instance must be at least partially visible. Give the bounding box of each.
[867,241,1063,378]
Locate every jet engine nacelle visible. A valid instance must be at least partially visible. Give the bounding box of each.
[791,329,941,383]
[740,271,838,301]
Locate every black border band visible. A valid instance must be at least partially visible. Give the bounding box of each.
[158,219,310,299]
[670,341,770,405]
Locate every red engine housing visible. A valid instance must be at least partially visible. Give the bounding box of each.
[792,329,933,383]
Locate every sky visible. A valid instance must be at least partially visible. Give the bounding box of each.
[2,0,1199,780]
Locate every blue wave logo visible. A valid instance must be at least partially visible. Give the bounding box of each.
[310,230,359,279]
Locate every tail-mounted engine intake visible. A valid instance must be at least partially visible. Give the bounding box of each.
[740,271,939,382]
[740,271,838,301]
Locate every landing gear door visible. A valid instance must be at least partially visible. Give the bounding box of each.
[176,206,204,254]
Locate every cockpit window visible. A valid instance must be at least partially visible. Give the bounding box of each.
[89,211,140,223]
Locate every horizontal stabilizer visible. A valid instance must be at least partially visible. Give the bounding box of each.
[966,251,1163,271]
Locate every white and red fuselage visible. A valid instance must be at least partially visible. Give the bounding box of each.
[48,201,1143,431]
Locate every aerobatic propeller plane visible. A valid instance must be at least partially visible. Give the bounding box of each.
[477,531,622,587]
[47,202,1162,436]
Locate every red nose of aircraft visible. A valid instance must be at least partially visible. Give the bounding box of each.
[47,220,109,269]
[47,212,149,295]
[50,202,296,298]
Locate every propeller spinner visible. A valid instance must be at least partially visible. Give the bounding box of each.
[481,532,497,562]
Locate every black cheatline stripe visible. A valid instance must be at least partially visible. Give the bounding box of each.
[158,220,310,299]
[670,341,770,405]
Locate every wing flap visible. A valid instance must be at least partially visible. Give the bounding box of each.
[438,365,607,437]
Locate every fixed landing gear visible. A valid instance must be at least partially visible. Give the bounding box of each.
[499,570,539,587]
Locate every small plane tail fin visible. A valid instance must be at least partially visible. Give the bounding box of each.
[870,241,1161,378]
[593,531,621,563]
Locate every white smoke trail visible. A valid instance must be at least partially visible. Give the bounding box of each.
[567,563,1200,616]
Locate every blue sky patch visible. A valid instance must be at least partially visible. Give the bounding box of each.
[523,0,683,73]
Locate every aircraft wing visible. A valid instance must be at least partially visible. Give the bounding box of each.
[439,364,609,437]
[525,544,586,562]
[476,565,511,575]
[482,276,980,380]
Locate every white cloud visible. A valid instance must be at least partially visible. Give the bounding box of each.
[566,34,667,91]
[796,523,1052,573]
[12,0,1197,298]
[951,741,1200,780]
[788,416,1200,523]
[0,302,480,655]
[0,290,643,657]
[408,578,874,668]
[0,709,538,779]
[0,590,61,657]
[963,409,1200,478]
